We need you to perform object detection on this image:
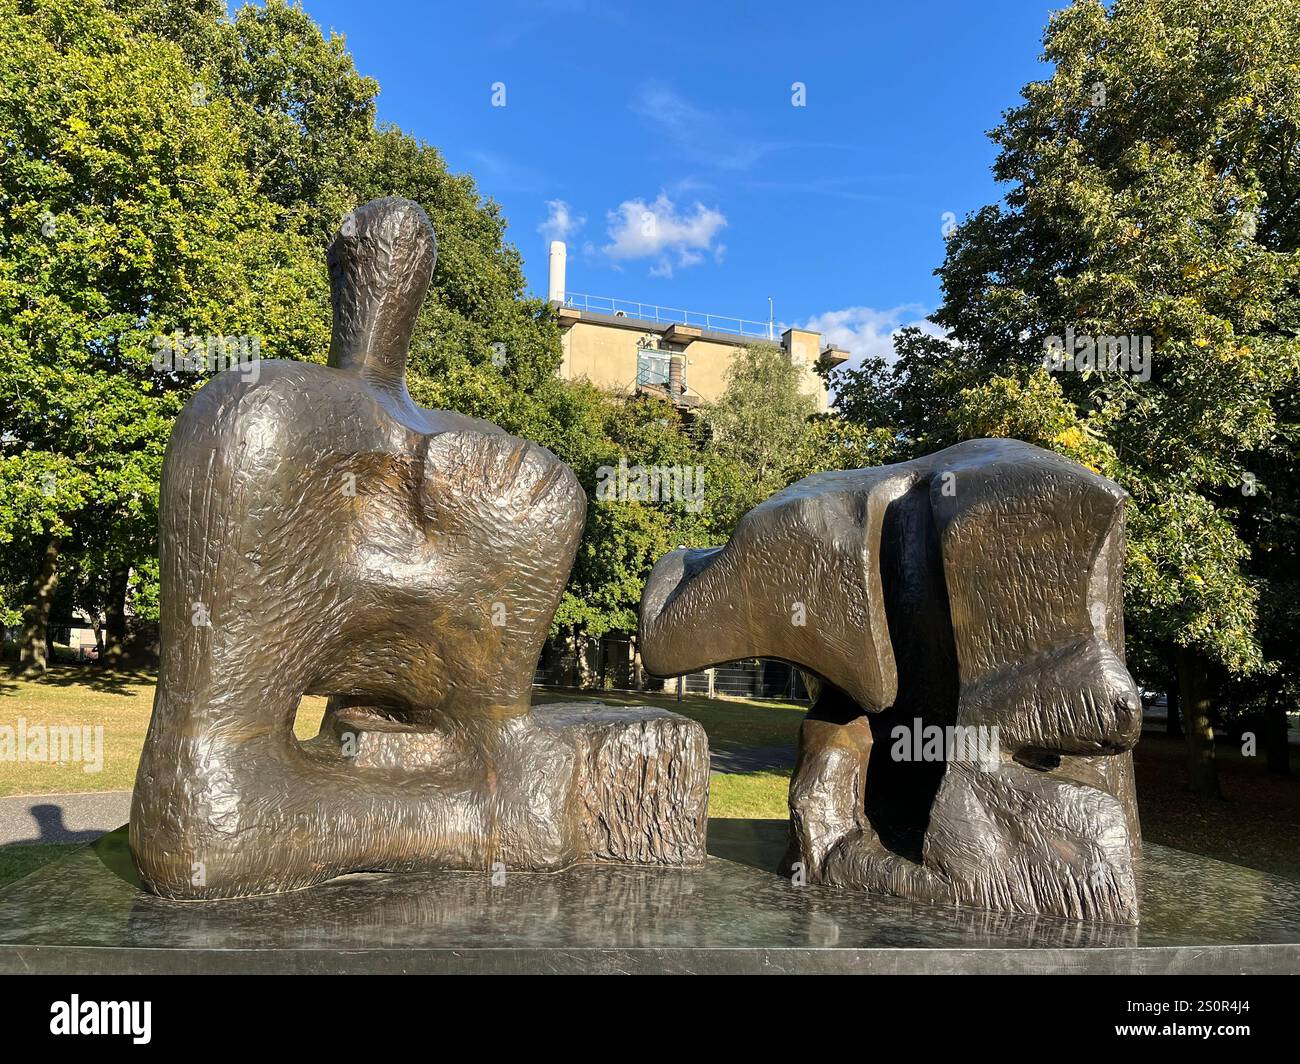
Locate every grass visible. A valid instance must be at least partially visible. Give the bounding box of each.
[0,667,323,797]
[0,669,802,798]
[0,671,801,888]
[0,667,157,795]
[709,769,790,819]
[535,687,802,821]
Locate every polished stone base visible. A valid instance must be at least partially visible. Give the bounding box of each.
[1,820,1297,973]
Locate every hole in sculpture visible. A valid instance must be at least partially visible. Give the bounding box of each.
[290,692,407,750]
[290,692,333,744]
[297,694,463,773]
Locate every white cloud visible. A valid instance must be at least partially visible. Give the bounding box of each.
[538,199,584,243]
[603,193,727,278]
[798,304,942,368]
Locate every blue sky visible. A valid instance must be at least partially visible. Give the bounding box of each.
[295,0,1065,365]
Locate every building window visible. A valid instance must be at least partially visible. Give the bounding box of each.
[636,346,681,388]
[636,347,668,387]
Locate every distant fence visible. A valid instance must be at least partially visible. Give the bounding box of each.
[533,632,811,703]
[563,292,775,340]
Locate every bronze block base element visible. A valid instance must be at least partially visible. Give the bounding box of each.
[641,438,1142,923]
[135,699,709,900]
[130,198,708,899]
[318,701,710,867]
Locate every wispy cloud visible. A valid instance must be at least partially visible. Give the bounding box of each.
[745,175,888,203]
[487,0,629,49]
[460,149,545,194]
[604,193,727,278]
[632,82,869,183]
[538,199,585,242]
[632,83,779,172]
[798,304,941,368]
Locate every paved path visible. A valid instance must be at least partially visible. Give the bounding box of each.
[710,745,796,775]
[0,791,131,846]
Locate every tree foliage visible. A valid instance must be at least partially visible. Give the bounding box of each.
[703,343,820,508]
[830,0,1300,789]
[0,0,323,654]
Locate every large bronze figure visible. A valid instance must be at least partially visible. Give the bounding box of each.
[130,198,708,899]
[640,440,1142,923]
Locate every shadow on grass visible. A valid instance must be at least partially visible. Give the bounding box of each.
[1,663,157,696]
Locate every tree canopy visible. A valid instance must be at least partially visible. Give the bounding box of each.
[829,0,1300,791]
[0,0,324,664]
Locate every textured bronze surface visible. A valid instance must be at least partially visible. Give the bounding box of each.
[129,199,708,899]
[640,439,1142,923]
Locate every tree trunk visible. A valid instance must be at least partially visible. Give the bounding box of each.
[1176,645,1220,799]
[1264,696,1292,776]
[101,565,131,668]
[563,625,586,688]
[1166,682,1182,737]
[631,637,645,691]
[575,630,596,689]
[18,538,61,675]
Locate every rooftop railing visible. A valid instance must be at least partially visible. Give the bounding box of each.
[563,292,775,340]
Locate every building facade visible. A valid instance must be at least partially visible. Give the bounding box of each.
[546,242,846,411]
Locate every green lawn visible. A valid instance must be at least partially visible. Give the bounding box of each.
[0,667,327,796]
[532,687,805,749]
[707,769,790,819]
[538,688,799,819]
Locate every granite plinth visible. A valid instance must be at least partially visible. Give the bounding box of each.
[0,820,1297,974]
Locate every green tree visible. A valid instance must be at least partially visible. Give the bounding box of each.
[112,0,379,242]
[214,0,377,241]
[0,0,324,671]
[355,126,565,401]
[1227,381,1300,772]
[0,0,915,692]
[703,343,820,509]
[831,0,1300,795]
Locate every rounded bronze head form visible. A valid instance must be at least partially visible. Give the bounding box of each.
[327,197,436,387]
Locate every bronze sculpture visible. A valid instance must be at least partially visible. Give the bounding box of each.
[130,198,708,899]
[640,439,1142,923]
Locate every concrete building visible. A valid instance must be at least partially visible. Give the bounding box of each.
[546,241,847,412]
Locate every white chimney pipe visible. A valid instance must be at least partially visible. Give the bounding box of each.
[548,241,567,304]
